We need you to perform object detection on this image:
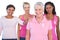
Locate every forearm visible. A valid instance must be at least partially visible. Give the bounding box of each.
[48,30,52,40]
[26,30,30,40]
[26,35,30,40]
[48,34,52,40]
[17,30,20,40]
[17,24,20,40]
[56,16,59,40]
[56,27,60,40]
[58,31,60,40]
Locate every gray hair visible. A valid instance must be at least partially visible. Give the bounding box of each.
[34,2,44,9]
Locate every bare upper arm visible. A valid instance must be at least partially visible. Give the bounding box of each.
[26,30,30,36]
[19,15,23,19]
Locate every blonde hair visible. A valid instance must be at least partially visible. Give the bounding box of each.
[23,2,30,8]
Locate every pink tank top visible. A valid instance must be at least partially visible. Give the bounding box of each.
[52,15,58,40]
[19,15,32,37]
[44,14,58,40]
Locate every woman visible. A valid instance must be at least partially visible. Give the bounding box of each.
[0,4,23,40]
[18,2,33,40]
[44,2,59,40]
[26,2,52,40]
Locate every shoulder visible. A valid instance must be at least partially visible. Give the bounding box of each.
[13,16,18,18]
[0,16,6,22]
[19,15,24,19]
[43,15,48,21]
[30,14,35,17]
[29,14,35,19]
[54,15,59,18]
[12,16,20,21]
[54,15,59,21]
[59,17,60,22]
[0,16,5,20]
[57,16,59,19]
[28,15,35,22]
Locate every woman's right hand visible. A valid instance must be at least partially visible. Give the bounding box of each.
[17,38,20,40]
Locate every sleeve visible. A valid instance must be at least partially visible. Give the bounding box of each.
[48,20,52,30]
[18,18,24,25]
[26,21,31,30]
[0,19,3,34]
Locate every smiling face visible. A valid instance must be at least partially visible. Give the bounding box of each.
[35,5,44,17]
[46,4,54,14]
[23,4,30,12]
[7,7,15,16]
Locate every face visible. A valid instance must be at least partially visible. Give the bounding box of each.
[23,4,30,12]
[46,4,53,14]
[35,5,43,16]
[7,7,15,16]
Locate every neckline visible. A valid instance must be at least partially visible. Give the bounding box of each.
[34,16,44,24]
[46,14,56,20]
[4,16,15,20]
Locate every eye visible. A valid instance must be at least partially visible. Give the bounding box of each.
[35,9,37,11]
[12,10,14,11]
[8,9,11,10]
[46,7,48,9]
[28,7,30,8]
[8,9,14,11]
[49,7,51,9]
[39,9,41,11]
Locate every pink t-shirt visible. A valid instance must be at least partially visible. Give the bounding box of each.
[26,16,52,40]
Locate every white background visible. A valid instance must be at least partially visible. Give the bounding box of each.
[0,0,60,40]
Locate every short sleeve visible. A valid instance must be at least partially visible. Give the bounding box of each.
[48,20,52,30]
[26,21,31,30]
[18,18,24,25]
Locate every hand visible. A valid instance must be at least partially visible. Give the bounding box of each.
[17,38,20,40]
[23,20,28,25]
[23,19,28,25]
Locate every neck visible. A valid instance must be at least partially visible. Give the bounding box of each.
[46,13,54,20]
[35,15,43,23]
[47,13,53,16]
[25,11,29,13]
[48,12,52,15]
[25,12,30,15]
[6,15,13,18]
[36,14,43,20]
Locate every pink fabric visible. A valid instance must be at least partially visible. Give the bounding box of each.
[19,15,32,37]
[27,15,52,40]
[44,14,58,40]
[19,16,26,37]
[52,15,58,40]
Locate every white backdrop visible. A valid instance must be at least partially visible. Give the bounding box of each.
[0,0,60,40]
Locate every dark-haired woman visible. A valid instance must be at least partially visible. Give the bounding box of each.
[0,4,23,40]
[44,2,59,40]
